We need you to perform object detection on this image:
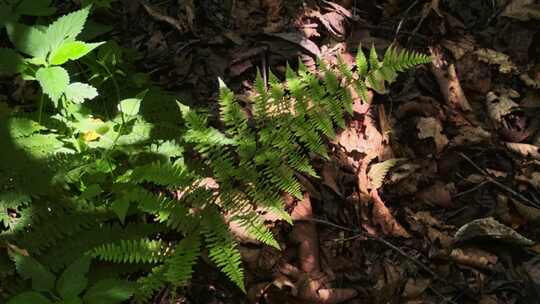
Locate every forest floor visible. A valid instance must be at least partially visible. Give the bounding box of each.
[27,0,540,303]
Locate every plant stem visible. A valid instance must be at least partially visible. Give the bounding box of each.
[38,94,44,124]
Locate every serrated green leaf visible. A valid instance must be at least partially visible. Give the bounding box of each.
[356,44,368,77]
[64,82,98,103]
[83,279,135,304]
[15,0,55,16]
[56,256,91,299]
[111,197,130,224]
[0,48,24,74]
[5,22,48,58]
[7,291,52,304]
[45,6,91,52]
[8,117,46,138]
[49,41,104,65]
[10,252,56,292]
[118,98,141,116]
[36,66,69,103]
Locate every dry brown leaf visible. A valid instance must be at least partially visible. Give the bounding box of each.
[516,172,540,190]
[441,36,475,60]
[502,0,540,21]
[290,194,358,303]
[475,48,517,74]
[504,142,540,160]
[430,47,472,111]
[450,125,491,146]
[449,247,497,269]
[401,278,431,299]
[262,0,283,22]
[479,295,499,304]
[427,227,454,248]
[416,117,449,153]
[265,32,321,57]
[455,217,534,246]
[371,189,411,238]
[322,162,343,196]
[416,181,455,208]
[457,52,492,94]
[520,70,540,88]
[512,198,540,223]
[486,91,519,124]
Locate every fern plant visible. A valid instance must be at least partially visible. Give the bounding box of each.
[85,45,431,298]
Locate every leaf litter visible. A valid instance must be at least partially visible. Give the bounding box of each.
[72,0,540,302]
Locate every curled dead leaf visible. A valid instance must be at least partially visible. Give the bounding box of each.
[455,217,534,246]
[416,117,449,154]
[449,247,498,269]
[371,189,411,238]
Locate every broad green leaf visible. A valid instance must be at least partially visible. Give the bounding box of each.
[11,252,55,292]
[56,298,83,304]
[83,279,135,304]
[27,56,48,66]
[56,256,91,299]
[64,82,98,103]
[45,6,91,52]
[49,41,104,65]
[36,66,69,103]
[0,5,18,28]
[5,22,48,58]
[0,48,25,74]
[118,98,141,116]
[79,184,103,200]
[111,197,130,224]
[15,0,55,16]
[7,291,52,304]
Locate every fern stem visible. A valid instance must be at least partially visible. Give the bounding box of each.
[38,94,44,124]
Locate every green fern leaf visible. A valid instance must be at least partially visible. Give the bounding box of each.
[356,45,368,77]
[90,239,171,264]
[164,233,200,285]
[202,209,244,292]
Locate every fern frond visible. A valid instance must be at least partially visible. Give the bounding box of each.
[231,212,279,248]
[0,192,31,229]
[382,46,431,73]
[367,158,404,189]
[126,162,193,187]
[218,78,247,133]
[40,222,165,272]
[90,238,172,264]
[201,209,244,291]
[127,187,197,232]
[164,233,201,285]
[134,265,167,304]
[356,45,368,77]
